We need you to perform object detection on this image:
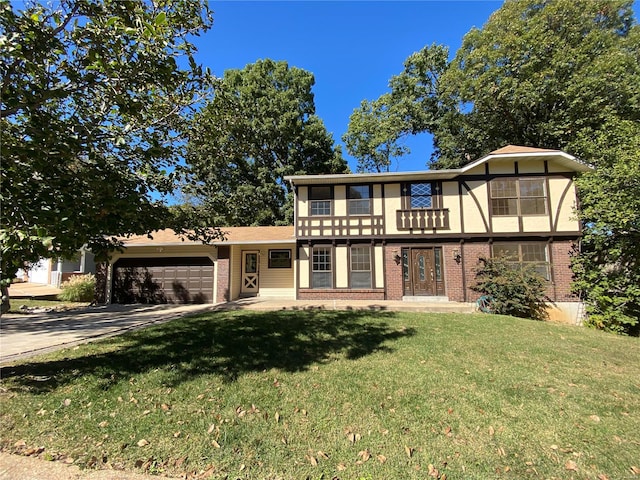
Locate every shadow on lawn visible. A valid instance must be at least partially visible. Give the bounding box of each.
[1,309,415,391]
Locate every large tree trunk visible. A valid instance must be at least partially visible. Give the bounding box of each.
[1,284,10,315]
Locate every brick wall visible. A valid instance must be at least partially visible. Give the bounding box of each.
[216,257,230,303]
[384,246,404,300]
[94,262,108,304]
[549,239,578,301]
[298,289,385,301]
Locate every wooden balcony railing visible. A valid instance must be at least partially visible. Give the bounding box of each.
[396,209,450,231]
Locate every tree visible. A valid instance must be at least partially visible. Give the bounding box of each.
[362,0,639,169]
[0,0,214,313]
[184,59,348,227]
[343,44,449,172]
[342,94,408,173]
[571,119,640,335]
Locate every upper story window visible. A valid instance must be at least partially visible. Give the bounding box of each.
[309,186,332,216]
[492,242,550,280]
[490,178,547,216]
[403,182,436,209]
[348,185,371,215]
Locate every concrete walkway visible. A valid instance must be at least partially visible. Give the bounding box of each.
[7,281,62,298]
[0,298,475,365]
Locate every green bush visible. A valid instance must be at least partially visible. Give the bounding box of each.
[58,274,96,302]
[471,256,549,320]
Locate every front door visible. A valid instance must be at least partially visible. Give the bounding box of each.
[411,249,436,296]
[241,251,259,296]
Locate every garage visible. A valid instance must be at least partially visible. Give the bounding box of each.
[112,257,214,304]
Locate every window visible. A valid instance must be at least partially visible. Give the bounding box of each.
[490,178,547,216]
[268,249,291,269]
[312,246,332,288]
[350,246,372,288]
[348,185,371,215]
[406,182,433,209]
[493,242,550,280]
[309,186,332,216]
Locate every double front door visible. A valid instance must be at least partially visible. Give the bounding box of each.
[403,247,444,296]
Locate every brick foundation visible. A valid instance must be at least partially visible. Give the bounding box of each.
[549,239,579,302]
[298,289,385,301]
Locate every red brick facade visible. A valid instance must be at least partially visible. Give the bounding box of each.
[216,257,230,303]
[298,289,385,300]
[380,240,575,303]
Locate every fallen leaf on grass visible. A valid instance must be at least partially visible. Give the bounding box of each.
[63,399,71,407]
[98,421,109,428]
[565,460,578,471]
[428,464,440,477]
[405,446,414,458]
[444,426,452,436]
[337,462,347,471]
[357,450,371,462]
[137,439,150,447]
[64,457,74,464]
[161,403,170,411]
[275,411,280,423]
[306,455,318,466]
[589,415,601,422]
[14,440,26,448]
[489,426,495,436]
[317,451,329,460]
[207,424,216,434]
[597,474,610,480]
[211,440,221,449]
[630,466,640,475]
[376,454,387,464]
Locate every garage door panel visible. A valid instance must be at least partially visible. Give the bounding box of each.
[113,257,214,304]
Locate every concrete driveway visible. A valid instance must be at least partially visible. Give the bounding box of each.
[0,303,213,364]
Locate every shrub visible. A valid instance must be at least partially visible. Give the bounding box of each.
[471,256,549,320]
[58,274,96,302]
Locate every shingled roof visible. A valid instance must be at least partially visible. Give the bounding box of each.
[120,226,295,247]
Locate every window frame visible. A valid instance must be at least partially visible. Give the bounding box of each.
[347,184,372,216]
[309,186,333,216]
[350,245,372,289]
[268,249,292,269]
[492,242,551,281]
[311,246,332,289]
[490,177,547,216]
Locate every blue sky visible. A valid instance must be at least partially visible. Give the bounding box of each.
[193,1,503,172]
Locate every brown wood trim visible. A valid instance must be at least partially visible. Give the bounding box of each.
[459,181,465,234]
[299,232,581,243]
[462,181,490,232]
[545,176,554,233]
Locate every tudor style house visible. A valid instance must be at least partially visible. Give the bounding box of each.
[284,145,589,306]
[100,145,588,321]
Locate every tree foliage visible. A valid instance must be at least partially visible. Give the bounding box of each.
[571,120,640,335]
[352,0,639,169]
[184,59,348,226]
[0,0,214,312]
[342,94,408,173]
[472,256,549,321]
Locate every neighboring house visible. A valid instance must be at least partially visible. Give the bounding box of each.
[101,146,589,322]
[16,248,96,287]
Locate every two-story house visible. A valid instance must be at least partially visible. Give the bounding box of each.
[284,145,589,307]
[100,145,588,321]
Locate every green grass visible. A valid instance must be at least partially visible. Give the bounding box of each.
[8,299,90,313]
[1,310,639,479]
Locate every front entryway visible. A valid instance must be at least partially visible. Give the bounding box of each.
[241,251,260,296]
[402,247,445,296]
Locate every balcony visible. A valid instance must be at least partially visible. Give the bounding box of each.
[396,209,450,231]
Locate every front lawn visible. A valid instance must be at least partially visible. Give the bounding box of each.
[1,310,638,479]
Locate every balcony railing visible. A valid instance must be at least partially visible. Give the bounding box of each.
[396,209,450,231]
